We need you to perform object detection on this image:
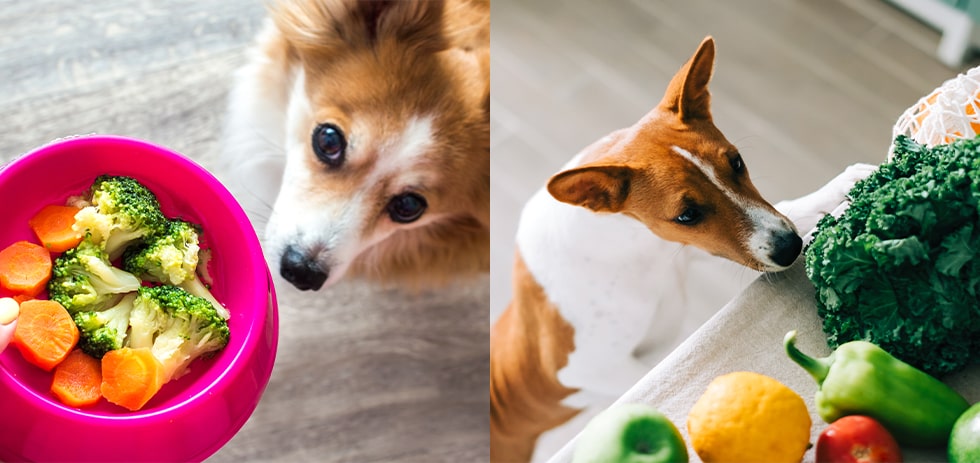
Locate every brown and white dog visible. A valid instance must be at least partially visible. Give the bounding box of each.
[220,0,490,291]
[489,37,874,462]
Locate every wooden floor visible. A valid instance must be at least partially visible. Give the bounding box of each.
[0,1,488,462]
[0,0,976,462]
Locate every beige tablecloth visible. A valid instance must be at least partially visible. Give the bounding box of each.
[546,260,980,463]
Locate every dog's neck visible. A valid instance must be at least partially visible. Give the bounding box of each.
[515,186,696,393]
[516,189,681,314]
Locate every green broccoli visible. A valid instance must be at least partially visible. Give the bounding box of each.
[122,220,199,284]
[73,293,137,358]
[73,175,168,259]
[130,285,230,381]
[122,220,228,320]
[806,135,980,376]
[48,239,142,313]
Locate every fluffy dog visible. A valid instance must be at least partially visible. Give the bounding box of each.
[220,0,490,291]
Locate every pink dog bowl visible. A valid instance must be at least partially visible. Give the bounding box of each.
[0,135,279,462]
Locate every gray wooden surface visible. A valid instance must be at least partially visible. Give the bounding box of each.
[0,1,489,462]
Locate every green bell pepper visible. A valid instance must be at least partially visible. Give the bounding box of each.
[784,330,969,448]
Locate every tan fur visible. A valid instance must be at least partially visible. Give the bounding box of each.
[490,253,579,463]
[266,0,489,288]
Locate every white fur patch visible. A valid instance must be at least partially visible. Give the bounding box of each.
[369,115,437,194]
[391,116,435,166]
[217,21,293,236]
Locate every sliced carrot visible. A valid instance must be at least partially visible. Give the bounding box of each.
[12,299,79,371]
[0,241,52,297]
[51,349,103,408]
[101,347,164,412]
[29,204,83,253]
[11,294,32,304]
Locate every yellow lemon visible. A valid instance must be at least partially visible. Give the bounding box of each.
[687,371,811,463]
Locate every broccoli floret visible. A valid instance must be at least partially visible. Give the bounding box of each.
[48,240,142,313]
[131,285,230,381]
[123,220,201,284]
[73,175,168,259]
[122,220,228,320]
[128,285,169,349]
[73,293,137,358]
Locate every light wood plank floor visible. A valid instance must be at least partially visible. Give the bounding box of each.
[490,1,976,459]
[0,1,488,462]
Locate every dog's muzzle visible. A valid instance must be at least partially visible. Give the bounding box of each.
[769,230,803,268]
[280,245,329,291]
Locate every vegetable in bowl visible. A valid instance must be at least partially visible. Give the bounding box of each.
[805,135,980,376]
[0,134,277,463]
[72,175,168,260]
[123,219,228,319]
[20,173,231,410]
[48,239,142,313]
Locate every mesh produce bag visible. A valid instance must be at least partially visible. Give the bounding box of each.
[891,66,980,158]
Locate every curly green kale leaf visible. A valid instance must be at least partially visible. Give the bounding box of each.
[805,135,980,376]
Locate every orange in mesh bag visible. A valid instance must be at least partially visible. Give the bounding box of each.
[892,66,980,157]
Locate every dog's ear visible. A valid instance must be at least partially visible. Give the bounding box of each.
[658,36,715,121]
[273,0,447,56]
[547,165,634,213]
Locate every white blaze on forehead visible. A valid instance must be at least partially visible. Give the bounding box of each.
[670,145,739,203]
[390,115,435,165]
[669,145,776,217]
[285,68,313,158]
[370,114,437,188]
[670,145,796,267]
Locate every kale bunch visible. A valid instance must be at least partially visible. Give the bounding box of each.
[805,135,980,376]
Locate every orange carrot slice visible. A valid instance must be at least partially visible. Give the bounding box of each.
[51,349,103,408]
[29,204,83,253]
[12,299,79,371]
[101,347,164,412]
[0,241,52,297]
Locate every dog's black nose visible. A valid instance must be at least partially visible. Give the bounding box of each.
[769,231,803,268]
[280,245,328,291]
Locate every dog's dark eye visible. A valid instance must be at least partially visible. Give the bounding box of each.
[387,193,427,223]
[312,123,347,167]
[730,154,744,173]
[675,207,703,225]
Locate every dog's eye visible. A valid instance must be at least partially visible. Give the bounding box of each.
[730,154,744,173]
[387,193,427,223]
[312,123,347,167]
[675,207,703,225]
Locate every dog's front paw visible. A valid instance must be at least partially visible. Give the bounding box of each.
[827,163,877,200]
[778,163,878,241]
